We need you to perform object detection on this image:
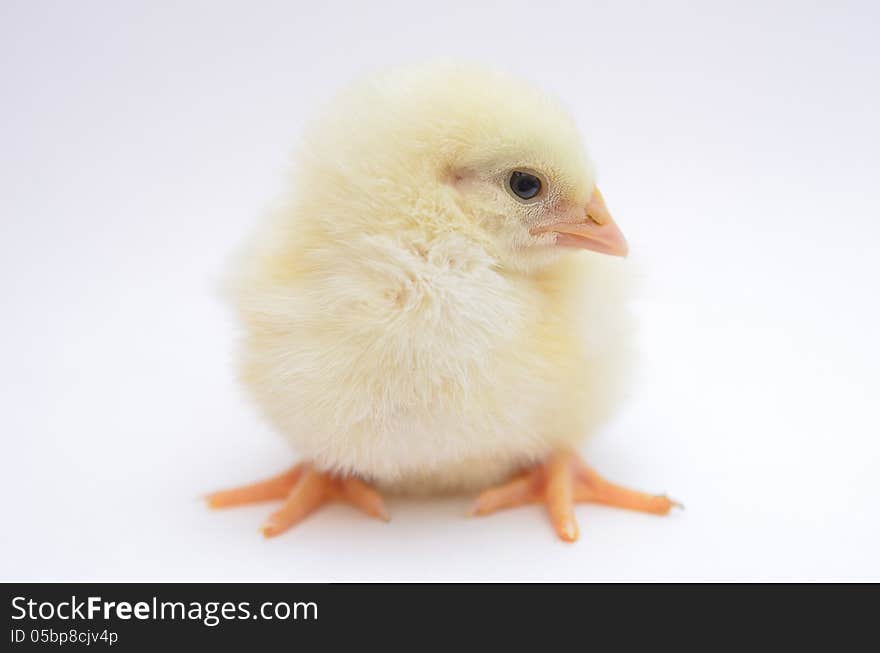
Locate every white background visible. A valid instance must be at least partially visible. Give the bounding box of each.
[2,0,878,581]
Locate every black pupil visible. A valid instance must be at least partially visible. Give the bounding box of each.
[510,171,541,199]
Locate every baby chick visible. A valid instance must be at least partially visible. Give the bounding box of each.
[208,63,676,541]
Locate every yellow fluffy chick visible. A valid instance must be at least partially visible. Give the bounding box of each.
[208,63,677,541]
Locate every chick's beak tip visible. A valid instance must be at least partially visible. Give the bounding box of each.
[532,188,629,257]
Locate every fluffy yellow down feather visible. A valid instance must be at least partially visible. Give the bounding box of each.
[227,63,633,495]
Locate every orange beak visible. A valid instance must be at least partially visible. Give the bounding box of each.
[530,188,628,257]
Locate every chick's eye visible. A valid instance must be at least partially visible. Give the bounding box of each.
[509,171,542,200]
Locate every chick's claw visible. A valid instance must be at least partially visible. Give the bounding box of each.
[470,450,678,542]
[206,463,389,538]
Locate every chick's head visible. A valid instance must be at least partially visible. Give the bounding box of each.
[297,63,627,273]
[443,84,627,272]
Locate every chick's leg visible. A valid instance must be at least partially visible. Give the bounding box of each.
[207,463,389,538]
[470,450,679,542]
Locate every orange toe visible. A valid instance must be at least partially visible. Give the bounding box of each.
[573,459,680,515]
[471,449,678,542]
[337,477,391,522]
[469,472,541,516]
[261,467,329,537]
[206,465,303,508]
[208,463,390,538]
[545,452,579,541]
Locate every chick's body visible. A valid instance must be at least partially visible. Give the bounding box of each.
[228,65,632,495]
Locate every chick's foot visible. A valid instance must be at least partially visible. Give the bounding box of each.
[470,450,679,542]
[207,463,389,538]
